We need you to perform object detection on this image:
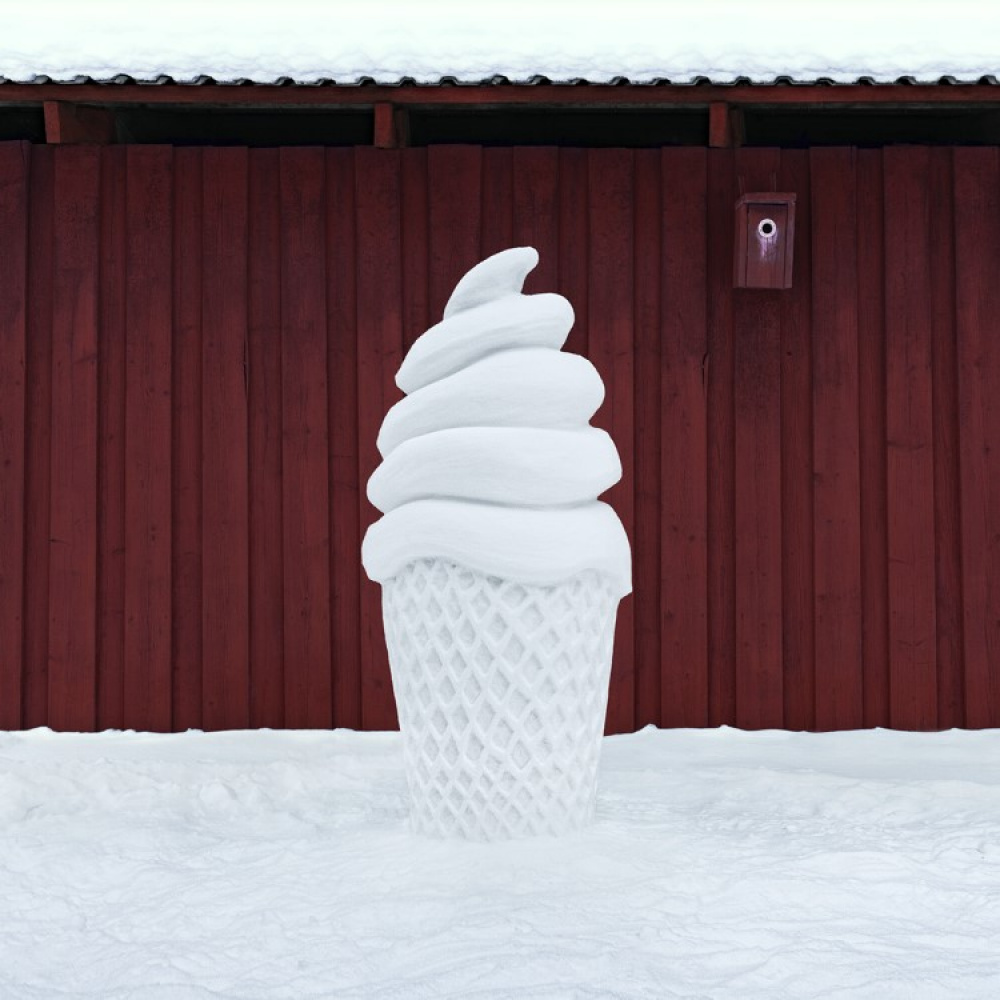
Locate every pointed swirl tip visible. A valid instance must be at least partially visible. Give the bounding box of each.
[443,246,539,319]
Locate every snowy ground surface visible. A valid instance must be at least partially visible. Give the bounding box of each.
[2,726,999,999]
[3,0,999,84]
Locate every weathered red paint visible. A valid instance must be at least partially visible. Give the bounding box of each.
[0,143,28,731]
[1,140,998,733]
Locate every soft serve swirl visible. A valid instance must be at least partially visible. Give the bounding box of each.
[361,247,632,598]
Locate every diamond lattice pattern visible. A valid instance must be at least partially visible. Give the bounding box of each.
[383,559,618,840]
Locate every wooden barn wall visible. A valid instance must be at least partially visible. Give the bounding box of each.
[1,140,999,733]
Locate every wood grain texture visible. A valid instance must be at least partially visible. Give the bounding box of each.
[954,147,1000,729]
[43,101,116,144]
[280,147,332,730]
[732,148,784,730]
[778,149,815,732]
[427,146,482,319]
[558,149,589,360]
[248,149,285,729]
[400,148,430,352]
[481,148,513,260]
[856,150,890,729]
[588,148,635,735]
[810,148,863,731]
[48,146,100,732]
[5,143,1000,733]
[883,147,938,730]
[928,148,964,730]
[329,148,362,730]
[355,147,402,731]
[659,147,709,728]
[705,148,737,727]
[0,143,28,730]
[22,146,53,729]
[12,81,1000,111]
[124,146,173,732]
[632,148,663,730]
[512,147,559,294]
[96,147,127,731]
[201,148,250,731]
[171,148,204,733]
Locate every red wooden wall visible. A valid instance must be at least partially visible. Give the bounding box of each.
[1,140,999,733]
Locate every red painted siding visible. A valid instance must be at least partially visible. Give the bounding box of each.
[955,148,1000,728]
[659,148,709,728]
[124,145,173,732]
[0,143,28,730]
[48,146,100,731]
[2,140,1000,732]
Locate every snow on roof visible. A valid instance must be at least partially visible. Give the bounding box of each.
[2,0,999,87]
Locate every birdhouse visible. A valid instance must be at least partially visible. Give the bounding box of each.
[734,193,796,289]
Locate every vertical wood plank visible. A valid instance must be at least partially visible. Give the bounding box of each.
[10,143,989,734]
[172,148,203,732]
[810,148,863,730]
[124,146,173,732]
[732,148,784,730]
[929,149,964,729]
[588,148,635,735]
[202,148,250,731]
[0,143,28,730]
[660,147,710,728]
[512,147,559,293]
[97,146,126,730]
[706,148,737,727]
[558,149,589,360]
[356,147,403,731]
[48,146,100,731]
[22,146,53,729]
[481,147,513,260]
[248,149,285,729]
[632,148,662,729]
[856,150,890,728]
[400,148,430,352]
[883,147,938,730]
[280,148,332,730]
[428,146,482,318]
[329,148,361,730]
[778,150,815,731]
[954,146,1000,729]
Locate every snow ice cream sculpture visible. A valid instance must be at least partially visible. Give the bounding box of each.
[362,247,631,840]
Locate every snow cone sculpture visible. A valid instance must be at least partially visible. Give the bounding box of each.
[362,247,631,840]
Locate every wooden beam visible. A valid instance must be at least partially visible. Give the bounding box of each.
[709,103,729,147]
[709,102,745,148]
[373,102,408,148]
[0,83,994,112]
[393,105,410,147]
[373,102,394,147]
[43,101,116,143]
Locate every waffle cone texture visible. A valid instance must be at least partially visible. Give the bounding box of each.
[383,559,618,840]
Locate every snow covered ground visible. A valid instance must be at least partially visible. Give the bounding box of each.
[2,726,999,999]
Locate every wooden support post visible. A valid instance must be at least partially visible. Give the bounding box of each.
[43,102,116,144]
[393,105,411,148]
[373,102,408,148]
[709,102,745,148]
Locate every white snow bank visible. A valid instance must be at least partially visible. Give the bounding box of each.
[2,0,999,84]
[3,725,999,999]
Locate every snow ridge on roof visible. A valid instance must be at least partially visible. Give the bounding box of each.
[5,74,1000,88]
[2,1,999,87]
